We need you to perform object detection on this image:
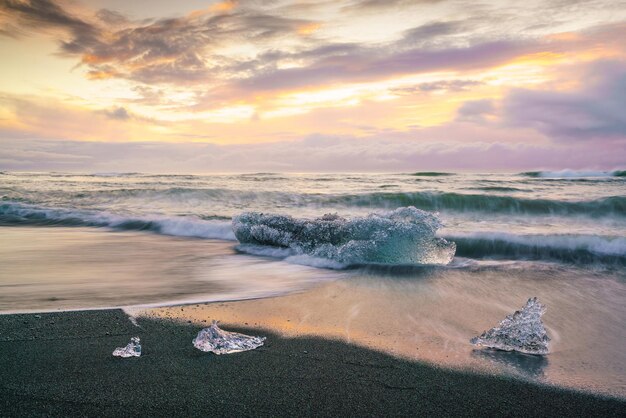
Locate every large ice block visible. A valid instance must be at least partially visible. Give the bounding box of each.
[471,297,550,355]
[193,321,266,354]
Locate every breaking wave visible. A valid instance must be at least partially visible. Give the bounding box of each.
[449,232,626,266]
[521,170,626,178]
[410,172,455,177]
[5,187,624,218]
[0,202,235,240]
[232,207,456,266]
[328,192,626,217]
[471,186,525,192]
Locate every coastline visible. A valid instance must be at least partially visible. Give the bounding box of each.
[1,306,624,417]
[140,275,626,398]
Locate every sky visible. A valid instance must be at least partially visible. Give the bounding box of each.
[0,0,625,173]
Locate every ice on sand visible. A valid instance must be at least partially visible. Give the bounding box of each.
[193,321,266,354]
[112,337,142,358]
[471,297,550,355]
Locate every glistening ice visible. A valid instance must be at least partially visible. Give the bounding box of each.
[193,321,266,354]
[112,337,142,358]
[471,297,550,355]
[232,206,456,266]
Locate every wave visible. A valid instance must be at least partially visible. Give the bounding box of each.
[521,170,626,179]
[448,232,626,266]
[89,172,143,177]
[1,187,308,208]
[328,192,626,217]
[471,186,525,192]
[5,188,625,219]
[232,207,456,266]
[410,172,454,177]
[0,202,235,240]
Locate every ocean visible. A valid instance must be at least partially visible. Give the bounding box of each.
[1,170,625,395]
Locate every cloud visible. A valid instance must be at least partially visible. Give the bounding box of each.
[2,133,624,173]
[93,8,128,26]
[342,0,442,13]
[391,79,483,95]
[2,0,625,96]
[0,0,93,32]
[457,99,495,123]
[503,60,626,140]
[0,0,100,49]
[0,0,320,85]
[0,93,139,141]
[235,40,536,92]
[101,106,131,121]
[401,20,467,46]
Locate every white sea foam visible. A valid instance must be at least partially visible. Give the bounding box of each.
[448,232,626,255]
[0,201,236,240]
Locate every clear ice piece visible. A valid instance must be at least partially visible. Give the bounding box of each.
[112,337,142,358]
[193,321,266,354]
[232,207,456,266]
[471,297,550,355]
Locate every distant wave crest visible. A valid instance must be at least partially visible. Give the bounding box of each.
[328,192,626,217]
[232,207,456,266]
[5,186,624,218]
[410,172,455,177]
[520,170,626,178]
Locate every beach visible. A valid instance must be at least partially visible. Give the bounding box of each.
[1,171,625,415]
[1,307,624,417]
[2,0,626,414]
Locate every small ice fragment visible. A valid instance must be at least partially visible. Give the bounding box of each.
[112,337,141,358]
[471,297,550,355]
[193,321,266,354]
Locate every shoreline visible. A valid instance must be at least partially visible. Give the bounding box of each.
[140,277,626,399]
[2,273,625,399]
[1,308,624,417]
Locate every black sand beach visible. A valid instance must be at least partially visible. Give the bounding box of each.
[1,309,623,417]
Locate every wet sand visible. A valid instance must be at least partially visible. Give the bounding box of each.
[0,309,624,417]
[3,226,625,399]
[143,271,626,398]
[0,227,341,312]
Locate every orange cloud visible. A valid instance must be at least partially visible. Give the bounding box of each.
[508,51,565,66]
[211,0,238,13]
[82,54,110,65]
[297,22,321,36]
[87,70,118,80]
[187,1,237,19]
[547,32,580,42]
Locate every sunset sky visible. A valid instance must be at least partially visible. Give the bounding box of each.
[1,0,625,172]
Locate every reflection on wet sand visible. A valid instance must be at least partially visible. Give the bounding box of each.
[144,265,626,398]
[471,349,549,380]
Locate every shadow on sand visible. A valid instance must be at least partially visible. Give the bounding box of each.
[0,309,623,417]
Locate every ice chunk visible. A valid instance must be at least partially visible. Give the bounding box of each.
[232,206,456,266]
[193,321,266,354]
[471,297,550,355]
[112,337,141,358]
